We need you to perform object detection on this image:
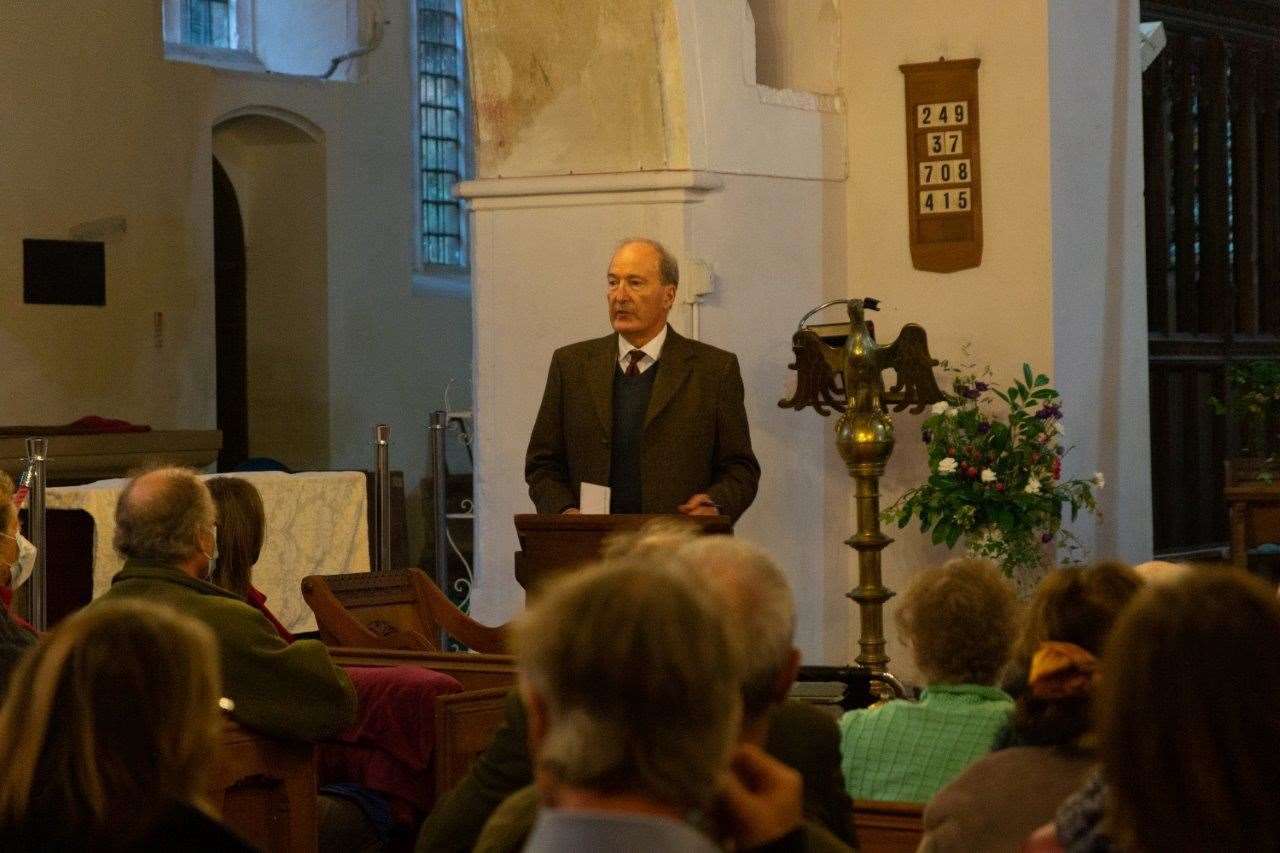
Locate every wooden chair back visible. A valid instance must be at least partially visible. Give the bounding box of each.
[210,722,318,853]
[1224,458,1280,567]
[301,568,507,654]
[852,800,925,853]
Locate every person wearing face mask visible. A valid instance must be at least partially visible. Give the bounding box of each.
[92,466,355,741]
[0,471,36,692]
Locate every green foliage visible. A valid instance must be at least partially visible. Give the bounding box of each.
[882,355,1102,579]
[1209,360,1280,454]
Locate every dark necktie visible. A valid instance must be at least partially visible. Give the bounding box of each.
[625,349,645,377]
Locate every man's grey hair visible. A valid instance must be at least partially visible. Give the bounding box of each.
[677,536,797,718]
[113,467,215,564]
[512,555,743,810]
[616,237,679,287]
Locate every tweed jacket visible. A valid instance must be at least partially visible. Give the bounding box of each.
[96,558,356,741]
[525,326,760,521]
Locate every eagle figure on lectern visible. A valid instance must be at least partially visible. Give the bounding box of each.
[779,297,946,422]
[777,297,945,675]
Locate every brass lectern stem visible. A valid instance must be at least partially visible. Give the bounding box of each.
[845,467,895,672]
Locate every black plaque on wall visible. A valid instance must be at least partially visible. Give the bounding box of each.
[23,239,106,305]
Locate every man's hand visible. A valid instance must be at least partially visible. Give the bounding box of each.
[677,493,721,516]
[717,743,803,849]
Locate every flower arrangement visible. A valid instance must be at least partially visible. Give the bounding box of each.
[883,358,1102,582]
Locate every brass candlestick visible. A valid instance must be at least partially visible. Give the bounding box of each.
[780,298,944,672]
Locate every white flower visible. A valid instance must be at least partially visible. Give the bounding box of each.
[980,468,996,483]
[1092,472,1105,489]
[1024,479,1042,495]
[945,407,958,418]
[931,401,950,416]
[937,457,958,474]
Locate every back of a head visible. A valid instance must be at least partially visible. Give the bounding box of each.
[677,535,796,720]
[513,555,743,811]
[1099,571,1280,852]
[206,476,266,597]
[0,599,223,846]
[898,557,1017,685]
[113,466,214,565]
[1011,561,1142,746]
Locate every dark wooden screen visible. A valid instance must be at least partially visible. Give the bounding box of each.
[1143,1,1280,555]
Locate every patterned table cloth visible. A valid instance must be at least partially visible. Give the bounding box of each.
[47,470,370,633]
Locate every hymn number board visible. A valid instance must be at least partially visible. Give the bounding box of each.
[900,59,982,272]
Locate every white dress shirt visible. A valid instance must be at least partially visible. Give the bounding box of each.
[616,325,667,375]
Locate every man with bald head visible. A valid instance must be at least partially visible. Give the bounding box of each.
[94,466,355,741]
[525,238,760,522]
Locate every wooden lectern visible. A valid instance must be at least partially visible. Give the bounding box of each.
[513,514,732,595]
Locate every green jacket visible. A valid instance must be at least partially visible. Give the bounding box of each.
[96,558,356,741]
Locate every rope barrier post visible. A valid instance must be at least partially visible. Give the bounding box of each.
[25,437,48,631]
[429,410,450,649]
[374,424,391,573]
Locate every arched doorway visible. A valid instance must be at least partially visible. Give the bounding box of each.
[213,157,248,470]
[212,111,329,471]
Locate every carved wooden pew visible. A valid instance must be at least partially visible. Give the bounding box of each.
[852,800,925,853]
[302,570,516,800]
[211,721,318,853]
[302,568,507,654]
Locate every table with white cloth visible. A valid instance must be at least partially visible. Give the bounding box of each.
[46,470,370,634]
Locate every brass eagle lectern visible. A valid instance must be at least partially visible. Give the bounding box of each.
[779,298,945,672]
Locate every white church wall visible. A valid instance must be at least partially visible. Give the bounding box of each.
[842,0,1058,679]
[841,0,1153,679]
[0,1,217,430]
[1047,0,1153,564]
[0,0,469,564]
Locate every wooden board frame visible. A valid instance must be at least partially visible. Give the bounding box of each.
[900,58,983,272]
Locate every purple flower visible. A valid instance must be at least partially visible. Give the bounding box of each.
[921,428,932,444]
[961,386,981,400]
[974,381,989,392]
[1035,403,1063,420]
[1041,532,1054,543]
[977,421,991,434]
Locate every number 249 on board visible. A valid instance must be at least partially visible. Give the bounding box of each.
[919,189,970,214]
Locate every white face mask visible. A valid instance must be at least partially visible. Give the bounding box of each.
[1,532,37,589]
[200,524,220,581]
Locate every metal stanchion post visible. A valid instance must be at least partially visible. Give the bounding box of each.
[429,411,449,604]
[374,425,391,573]
[25,437,48,631]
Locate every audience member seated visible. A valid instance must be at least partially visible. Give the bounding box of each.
[1026,570,1280,852]
[0,472,36,691]
[918,561,1141,851]
[0,470,37,634]
[95,466,356,741]
[468,533,857,853]
[512,555,811,852]
[207,475,464,847]
[0,598,254,851]
[416,524,855,852]
[206,476,293,640]
[839,557,1016,803]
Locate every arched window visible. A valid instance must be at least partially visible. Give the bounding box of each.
[416,0,470,273]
